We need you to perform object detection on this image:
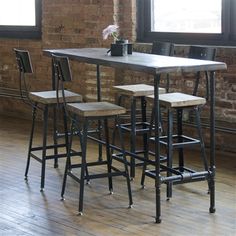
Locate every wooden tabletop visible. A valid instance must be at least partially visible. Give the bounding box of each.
[43,48,227,75]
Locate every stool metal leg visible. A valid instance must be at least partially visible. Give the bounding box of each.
[130,97,136,179]
[193,71,200,96]
[141,96,148,164]
[104,118,113,193]
[177,109,184,172]
[117,116,133,207]
[78,119,89,215]
[40,105,49,191]
[53,106,58,168]
[195,107,208,171]
[61,106,71,200]
[111,95,122,152]
[140,106,154,187]
[166,109,173,199]
[194,106,210,193]
[25,103,37,180]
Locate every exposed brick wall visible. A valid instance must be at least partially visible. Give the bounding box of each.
[0,0,235,152]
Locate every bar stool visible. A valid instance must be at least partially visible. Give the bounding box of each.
[188,46,216,100]
[52,54,133,215]
[113,84,166,179]
[143,92,209,199]
[112,41,174,179]
[14,49,83,191]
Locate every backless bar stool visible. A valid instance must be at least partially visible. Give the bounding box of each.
[143,92,209,199]
[112,41,174,179]
[113,85,166,179]
[52,54,133,215]
[14,49,82,191]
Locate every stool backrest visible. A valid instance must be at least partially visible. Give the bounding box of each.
[52,54,73,115]
[14,48,35,105]
[52,54,72,82]
[188,46,216,61]
[151,41,174,92]
[188,46,216,100]
[151,41,174,56]
[14,49,33,74]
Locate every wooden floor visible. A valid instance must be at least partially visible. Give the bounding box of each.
[0,115,235,236]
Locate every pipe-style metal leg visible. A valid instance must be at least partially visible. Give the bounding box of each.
[177,109,184,172]
[53,106,58,168]
[154,75,161,223]
[40,105,49,191]
[209,71,216,213]
[111,95,122,155]
[78,120,88,215]
[195,107,209,171]
[130,97,136,179]
[194,106,210,193]
[166,109,173,199]
[205,71,210,101]
[61,106,71,199]
[104,119,113,193]
[117,116,133,207]
[25,104,37,180]
[96,65,103,162]
[141,107,154,187]
[193,71,200,96]
[141,96,148,164]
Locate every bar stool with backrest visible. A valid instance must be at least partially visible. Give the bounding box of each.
[14,49,83,191]
[141,46,215,190]
[52,54,133,215]
[112,41,174,179]
[143,92,209,199]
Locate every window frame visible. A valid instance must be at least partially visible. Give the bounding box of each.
[137,0,236,46]
[0,0,42,39]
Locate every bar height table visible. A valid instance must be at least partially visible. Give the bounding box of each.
[43,48,227,222]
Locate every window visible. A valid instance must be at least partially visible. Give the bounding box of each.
[137,0,236,46]
[0,0,42,39]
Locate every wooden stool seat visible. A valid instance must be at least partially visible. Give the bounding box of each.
[29,90,82,104]
[67,102,126,117]
[147,92,206,108]
[113,84,166,97]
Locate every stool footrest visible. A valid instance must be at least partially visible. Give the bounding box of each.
[30,151,81,162]
[120,122,152,134]
[112,154,144,167]
[70,160,108,169]
[67,168,127,183]
[150,134,200,148]
[86,171,127,180]
[144,167,210,184]
[31,143,67,152]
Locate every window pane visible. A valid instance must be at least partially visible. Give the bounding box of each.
[0,0,35,26]
[152,0,222,34]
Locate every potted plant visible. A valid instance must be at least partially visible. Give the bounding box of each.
[102,25,132,56]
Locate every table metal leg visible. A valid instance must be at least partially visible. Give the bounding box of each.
[209,71,216,213]
[96,65,103,161]
[154,75,161,223]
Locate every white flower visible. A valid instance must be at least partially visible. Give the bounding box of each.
[102,24,119,40]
